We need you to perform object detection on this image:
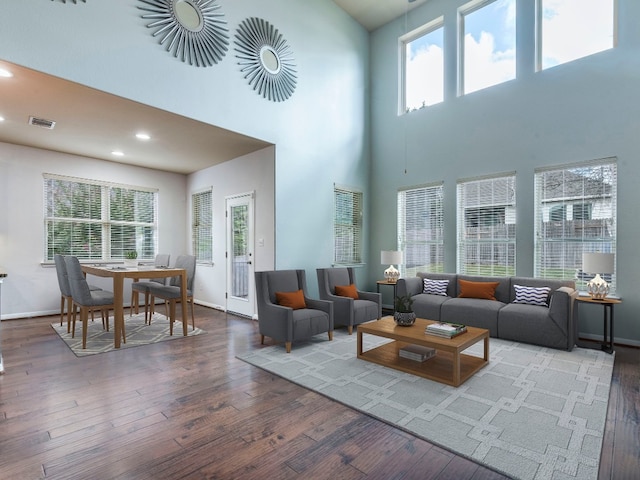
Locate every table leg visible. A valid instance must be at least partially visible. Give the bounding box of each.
[602,304,614,354]
[181,270,188,336]
[453,352,461,386]
[113,274,124,348]
[484,336,489,362]
[357,330,363,356]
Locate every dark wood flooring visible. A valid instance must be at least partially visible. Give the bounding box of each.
[0,305,637,479]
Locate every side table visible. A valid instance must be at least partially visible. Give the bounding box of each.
[576,296,621,354]
[376,280,397,313]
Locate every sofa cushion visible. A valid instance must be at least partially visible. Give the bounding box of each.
[276,289,306,310]
[335,283,359,299]
[513,284,551,306]
[440,298,503,336]
[423,278,449,296]
[458,279,500,300]
[498,303,569,349]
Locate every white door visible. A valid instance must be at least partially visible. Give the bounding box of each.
[225,193,255,317]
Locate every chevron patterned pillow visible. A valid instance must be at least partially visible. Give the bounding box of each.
[423,278,449,296]
[513,284,551,306]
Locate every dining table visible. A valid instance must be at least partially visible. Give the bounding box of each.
[81,264,188,348]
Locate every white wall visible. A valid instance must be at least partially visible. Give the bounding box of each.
[187,146,275,314]
[0,141,187,318]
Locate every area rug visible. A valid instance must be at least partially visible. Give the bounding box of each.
[237,330,614,480]
[51,312,205,357]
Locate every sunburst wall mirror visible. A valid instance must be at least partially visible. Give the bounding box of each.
[138,0,229,67]
[234,17,297,102]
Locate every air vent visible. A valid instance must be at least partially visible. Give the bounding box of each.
[28,116,56,129]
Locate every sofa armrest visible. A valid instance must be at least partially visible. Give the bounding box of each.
[397,277,422,298]
[549,286,578,349]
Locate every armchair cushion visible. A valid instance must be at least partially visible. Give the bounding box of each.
[335,284,359,299]
[276,289,306,310]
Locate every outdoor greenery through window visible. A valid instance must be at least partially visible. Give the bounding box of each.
[461,0,516,95]
[538,0,615,71]
[402,19,444,113]
[398,183,444,277]
[334,185,363,265]
[192,188,213,264]
[44,174,158,261]
[534,158,617,292]
[457,173,516,276]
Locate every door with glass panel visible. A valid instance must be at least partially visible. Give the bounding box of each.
[225,193,255,317]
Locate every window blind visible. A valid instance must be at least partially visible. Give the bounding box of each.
[457,173,516,276]
[398,183,444,277]
[534,158,617,292]
[334,186,363,265]
[192,188,213,264]
[44,174,157,261]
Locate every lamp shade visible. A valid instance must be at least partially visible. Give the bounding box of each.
[381,250,402,265]
[582,253,615,274]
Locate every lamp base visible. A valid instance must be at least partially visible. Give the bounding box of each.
[587,273,609,300]
[384,265,399,283]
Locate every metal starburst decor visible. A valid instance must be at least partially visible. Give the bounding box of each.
[234,17,297,102]
[138,0,229,67]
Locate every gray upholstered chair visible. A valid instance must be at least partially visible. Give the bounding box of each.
[148,255,196,334]
[316,267,381,334]
[130,253,171,323]
[64,255,119,349]
[255,269,333,353]
[54,254,102,332]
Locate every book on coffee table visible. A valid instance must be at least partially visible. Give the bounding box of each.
[425,322,467,338]
[399,344,436,362]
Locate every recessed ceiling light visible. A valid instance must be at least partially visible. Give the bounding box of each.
[136,132,151,140]
[111,150,125,157]
[0,68,13,78]
[0,116,5,122]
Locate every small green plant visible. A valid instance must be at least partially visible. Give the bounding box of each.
[394,295,414,313]
[125,251,138,260]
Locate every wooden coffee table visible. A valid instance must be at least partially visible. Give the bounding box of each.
[357,317,489,387]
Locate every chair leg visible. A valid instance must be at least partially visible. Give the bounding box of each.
[60,295,65,326]
[285,342,292,353]
[149,295,155,324]
[260,334,265,345]
[168,300,176,336]
[328,331,333,341]
[190,299,195,330]
[143,291,151,324]
[348,325,353,335]
[81,308,89,349]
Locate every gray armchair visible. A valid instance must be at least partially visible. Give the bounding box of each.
[316,267,381,334]
[255,270,333,353]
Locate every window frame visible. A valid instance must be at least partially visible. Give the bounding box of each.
[333,184,364,266]
[192,187,213,265]
[44,173,158,262]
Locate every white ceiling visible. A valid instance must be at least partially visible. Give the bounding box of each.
[0,2,423,175]
[333,0,430,31]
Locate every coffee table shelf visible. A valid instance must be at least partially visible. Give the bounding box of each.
[357,317,489,387]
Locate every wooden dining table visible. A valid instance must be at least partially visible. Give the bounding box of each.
[81,265,188,348]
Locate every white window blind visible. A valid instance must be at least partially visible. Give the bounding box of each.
[44,174,158,261]
[457,173,516,276]
[192,188,213,264]
[534,158,617,291]
[334,185,363,265]
[398,183,444,277]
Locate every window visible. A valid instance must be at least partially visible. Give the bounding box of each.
[334,185,363,265]
[401,19,444,113]
[457,173,516,276]
[460,0,516,95]
[398,183,444,277]
[538,0,615,70]
[192,188,213,264]
[44,174,157,261]
[534,159,617,292]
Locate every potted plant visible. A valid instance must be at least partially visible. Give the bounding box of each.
[124,250,138,267]
[394,295,416,326]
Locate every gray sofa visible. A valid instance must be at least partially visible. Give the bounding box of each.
[397,273,578,350]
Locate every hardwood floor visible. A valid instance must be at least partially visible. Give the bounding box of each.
[0,305,637,479]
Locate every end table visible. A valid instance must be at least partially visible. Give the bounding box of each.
[376,280,397,313]
[576,296,621,354]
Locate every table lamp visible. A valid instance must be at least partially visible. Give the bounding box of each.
[381,250,402,283]
[582,252,615,300]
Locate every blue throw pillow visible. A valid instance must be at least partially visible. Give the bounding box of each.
[423,278,449,296]
[513,284,551,306]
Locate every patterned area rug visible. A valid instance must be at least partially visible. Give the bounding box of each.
[237,329,614,480]
[51,312,205,356]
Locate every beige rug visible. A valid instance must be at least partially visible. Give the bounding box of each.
[51,312,205,356]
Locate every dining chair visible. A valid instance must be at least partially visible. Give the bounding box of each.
[130,253,171,324]
[54,254,102,332]
[147,255,197,334]
[64,255,122,349]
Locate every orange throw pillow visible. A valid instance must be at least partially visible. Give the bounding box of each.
[276,289,307,309]
[335,284,359,299]
[458,279,499,300]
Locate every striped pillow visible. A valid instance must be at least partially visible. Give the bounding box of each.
[423,278,449,296]
[513,284,551,307]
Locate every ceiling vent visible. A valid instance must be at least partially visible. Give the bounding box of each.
[28,116,56,129]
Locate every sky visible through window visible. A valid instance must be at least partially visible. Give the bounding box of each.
[404,0,614,111]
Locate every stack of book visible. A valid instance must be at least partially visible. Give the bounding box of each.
[425,322,467,338]
[399,344,436,362]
